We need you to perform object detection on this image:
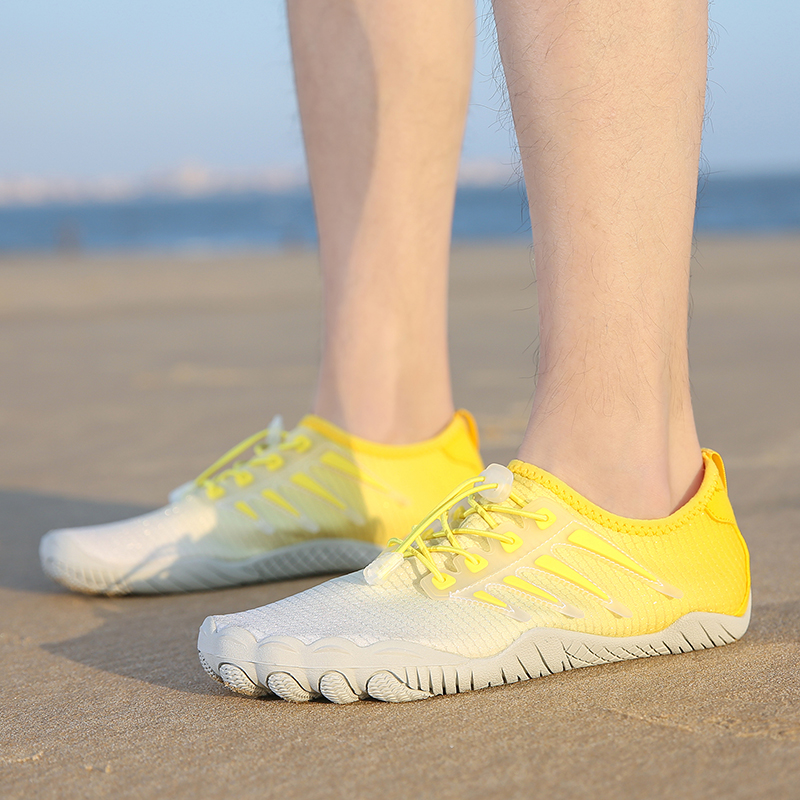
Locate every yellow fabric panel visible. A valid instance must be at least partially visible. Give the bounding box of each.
[301,410,483,547]
[473,590,507,608]
[290,473,347,510]
[234,501,259,520]
[260,489,300,517]
[567,528,659,582]
[506,450,750,637]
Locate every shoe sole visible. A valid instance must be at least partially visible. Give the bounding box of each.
[40,538,383,595]
[197,596,751,703]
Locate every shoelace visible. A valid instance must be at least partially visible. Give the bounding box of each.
[182,415,312,501]
[363,464,551,586]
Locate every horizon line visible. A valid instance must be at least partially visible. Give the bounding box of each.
[1,161,799,209]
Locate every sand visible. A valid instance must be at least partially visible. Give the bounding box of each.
[1,238,799,798]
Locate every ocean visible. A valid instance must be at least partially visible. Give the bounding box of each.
[1,173,798,254]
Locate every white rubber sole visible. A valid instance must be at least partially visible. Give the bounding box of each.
[39,536,383,595]
[198,596,751,704]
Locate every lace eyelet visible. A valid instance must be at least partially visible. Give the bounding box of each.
[205,484,226,501]
[464,554,488,573]
[282,435,311,454]
[501,532,523,553]
[534,508,556,529]
[432,573,456,590]
[234,471,254,488]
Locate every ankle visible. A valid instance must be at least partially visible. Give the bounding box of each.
[313,365,454,445]
[313,401,455,446]
[315,292,454,444]
[517,422,703,520]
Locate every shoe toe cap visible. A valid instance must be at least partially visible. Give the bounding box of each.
[40,526,91,570]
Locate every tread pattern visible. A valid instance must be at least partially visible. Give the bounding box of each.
[200,604,749,704]
[267,672,315,702]
[199,653,224,684]
[219,664,269,697]
[366,672,433,703]
[318,672,361,704]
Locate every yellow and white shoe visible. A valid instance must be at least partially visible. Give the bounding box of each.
[39,411,483,595]
[198,449,750,702]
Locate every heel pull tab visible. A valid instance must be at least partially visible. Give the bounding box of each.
[709,450,727,489]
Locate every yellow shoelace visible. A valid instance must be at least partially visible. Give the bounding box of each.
[191,416,311,500]
[364,472,550,585]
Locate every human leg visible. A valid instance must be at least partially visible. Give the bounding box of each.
[290,0,475,444]
[493,0,706,519]
[39,0,482,594]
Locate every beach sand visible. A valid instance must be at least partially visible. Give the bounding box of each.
[1,238,799,798]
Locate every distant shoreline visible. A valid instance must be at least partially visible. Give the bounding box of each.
[1,175,799,254]
[1,168,798,210]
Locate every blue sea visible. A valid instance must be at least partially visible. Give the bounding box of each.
[1,173,798,254]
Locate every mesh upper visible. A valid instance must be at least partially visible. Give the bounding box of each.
[215,567,524,658]
[41,411,483,588]
[212,450,751,659]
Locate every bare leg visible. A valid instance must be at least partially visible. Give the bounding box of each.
[288,0,474,444]
[491,0,706,518]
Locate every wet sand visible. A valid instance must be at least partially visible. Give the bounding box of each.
[1,238,799,798]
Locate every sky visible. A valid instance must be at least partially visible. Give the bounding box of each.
[1,0,799,186]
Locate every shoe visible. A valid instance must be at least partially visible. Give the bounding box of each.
[40,410,483,595]
[197,449,751,703]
